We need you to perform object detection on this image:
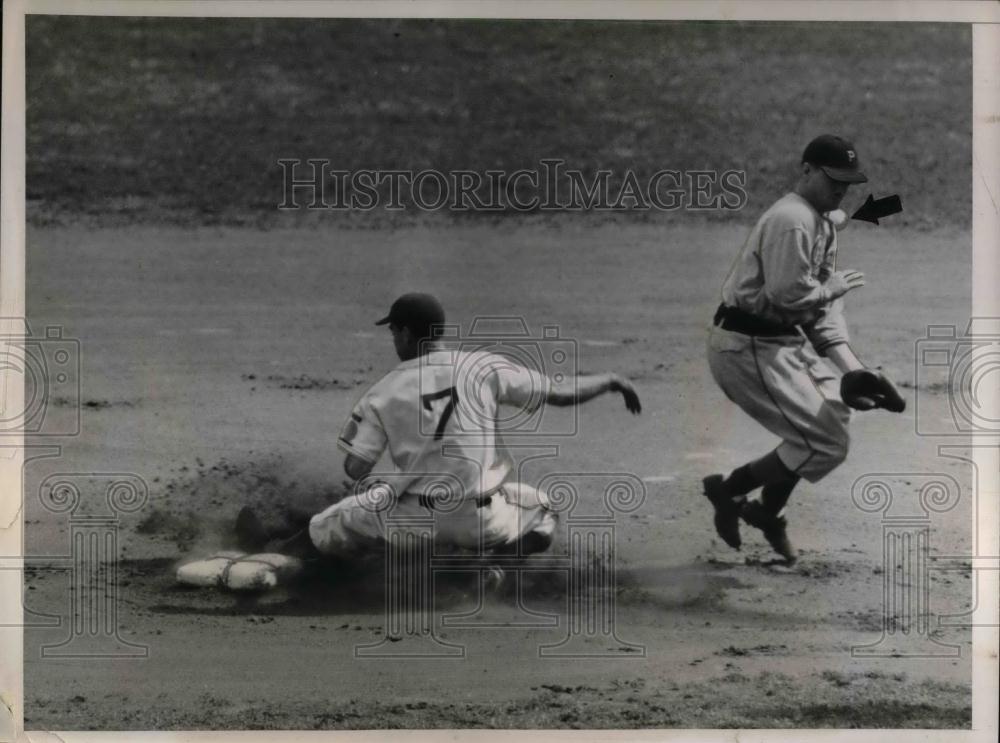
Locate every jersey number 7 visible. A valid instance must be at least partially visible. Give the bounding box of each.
[421,386,459,441]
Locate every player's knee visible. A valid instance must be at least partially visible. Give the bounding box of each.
[832,424,850,462]
[815,431,850,476]
[835,435,851,465]
[826,441,849,472]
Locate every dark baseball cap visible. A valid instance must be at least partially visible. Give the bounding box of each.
[802,134,868,184]
[375,292,446,338]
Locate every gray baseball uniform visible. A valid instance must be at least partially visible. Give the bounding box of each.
[708,192,852,483]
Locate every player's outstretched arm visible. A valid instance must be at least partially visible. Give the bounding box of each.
[545,373,641,414]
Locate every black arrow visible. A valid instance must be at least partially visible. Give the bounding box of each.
[851,194,902,225]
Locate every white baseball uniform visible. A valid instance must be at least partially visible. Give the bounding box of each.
[309,348,557,555]
[707,192,852,483]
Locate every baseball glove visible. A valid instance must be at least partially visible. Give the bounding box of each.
[840,369,906,413]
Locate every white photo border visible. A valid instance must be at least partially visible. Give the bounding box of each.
[2,1,997,742]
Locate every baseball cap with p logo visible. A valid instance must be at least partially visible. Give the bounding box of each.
[375,292,446,340]
[802,134,868,184]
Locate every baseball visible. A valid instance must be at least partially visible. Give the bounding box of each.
[826,208,848,228]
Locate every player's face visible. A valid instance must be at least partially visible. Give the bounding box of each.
[801,164,851,213]
[388,323,416,361]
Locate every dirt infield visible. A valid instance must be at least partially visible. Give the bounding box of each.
[22,220,972,729]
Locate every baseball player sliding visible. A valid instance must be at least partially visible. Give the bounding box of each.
[704,134,905,565]
[238,293,641,572]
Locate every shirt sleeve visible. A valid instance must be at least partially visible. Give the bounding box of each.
[492,356,550,411]
[760,226,833,313]
[337,395,388,464]
[802,298,850,355]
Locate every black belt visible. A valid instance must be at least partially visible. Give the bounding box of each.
[713,304,798,337]
[416,492,494,510]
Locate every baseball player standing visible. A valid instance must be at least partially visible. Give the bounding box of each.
[241,292,641,568]
[703,134,904,564]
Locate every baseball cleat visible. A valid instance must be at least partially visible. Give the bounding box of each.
[702,474,742,550]
[740,500,797,564]
[235,506,271,553]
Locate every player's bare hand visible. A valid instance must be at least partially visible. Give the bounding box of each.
[611,375,642,414]
[826,269,866,299]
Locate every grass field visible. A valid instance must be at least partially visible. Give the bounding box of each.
[26,18,969,228]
